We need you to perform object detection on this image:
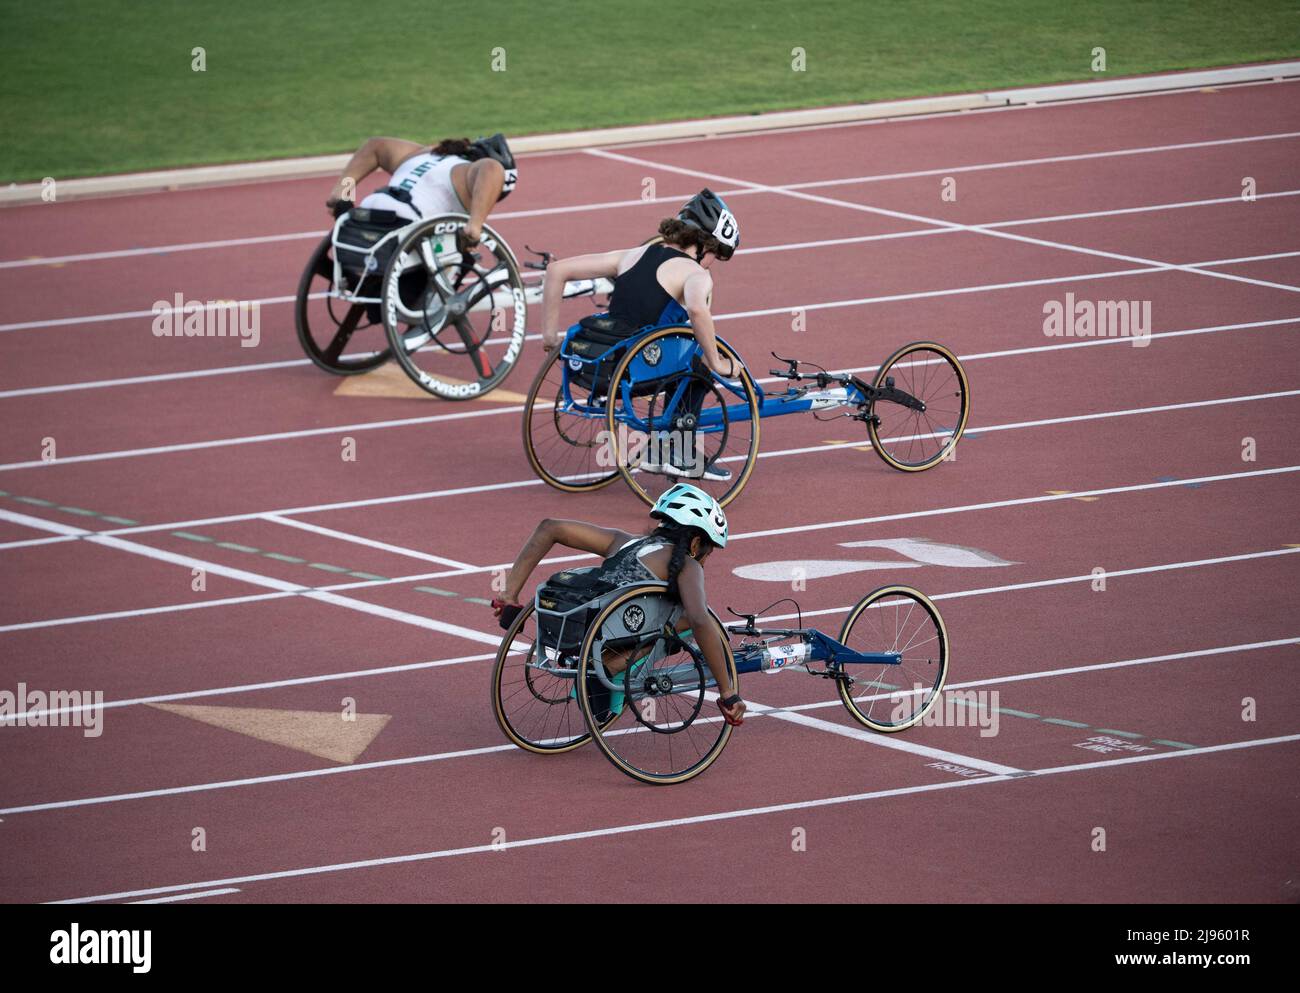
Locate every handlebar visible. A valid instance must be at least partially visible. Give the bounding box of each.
[769,351,859,388]
[524,245,554,271]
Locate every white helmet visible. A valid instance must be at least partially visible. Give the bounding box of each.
[651,484,728,548]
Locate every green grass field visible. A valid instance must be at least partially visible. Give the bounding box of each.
[2,0,1297,182]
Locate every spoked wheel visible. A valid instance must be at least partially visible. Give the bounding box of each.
[381,214,528,400]
[522,346,621,492]
[836,585,949,732]
[866,341,970,471]
[295,234,392,374]
[576,584,737,785]
[492,602,606,753]
[605,326,760,508]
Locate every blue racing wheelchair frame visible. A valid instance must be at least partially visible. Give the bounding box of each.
[491,581,950,785]
[522,309,971,509]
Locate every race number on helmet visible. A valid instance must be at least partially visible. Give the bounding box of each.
[676,189,740,260]
[469,133,518,201]
[651,483,729,548]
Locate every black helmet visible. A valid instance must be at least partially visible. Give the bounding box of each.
[468,133,518,201]
[677,189,740,260]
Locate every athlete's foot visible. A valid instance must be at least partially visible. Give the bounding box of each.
[640,458,731,482]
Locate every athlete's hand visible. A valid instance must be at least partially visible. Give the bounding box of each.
[491,598,523,630]
[717,694,746,726]
[460,221,483,249]
[710,354,740,379]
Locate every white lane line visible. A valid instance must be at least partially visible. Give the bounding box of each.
[732,463,1300,543]
[6,129,1297,272]
[983,190,1300,229]
[2,371,1289,551]
[736,389,1300,466]
[0,357,315,400]
[779,131,1300,190]
[835,638,1300,708]
[4,318,1297,473]
[744,548,1300,627]
[3,461,1294,635]
[3,742,522,815]
[0,508,92,538]
[5,634,1292,815]
[261,514,475,570]
[82,533,504,647]
[3,181,1297,339]
[45,732,1300,904]
[588,147,1300,297]
[127,888,241,904]
[0,248,1145,336]
[0,401,526,472]
[3,298,1294,413]
[746,700,1022,774]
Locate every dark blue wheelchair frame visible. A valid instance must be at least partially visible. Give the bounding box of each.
[556,311,924,445]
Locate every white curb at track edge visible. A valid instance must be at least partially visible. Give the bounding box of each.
[3,60,1298,206]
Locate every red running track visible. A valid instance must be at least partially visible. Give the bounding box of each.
[1,78,1298,904]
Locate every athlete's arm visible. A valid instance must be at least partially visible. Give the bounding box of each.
[682,270,734,378]
[498,519,632,605]
[676,557,745,724]
[540,249,630,350]
[326,136,424,212]
[459,159,505,247]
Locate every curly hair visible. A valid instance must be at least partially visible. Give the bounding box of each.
[432,137,474,157]
[657,217,722,258]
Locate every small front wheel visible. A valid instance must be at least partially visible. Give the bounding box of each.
[867,341,969,471]
[836,585,949,732]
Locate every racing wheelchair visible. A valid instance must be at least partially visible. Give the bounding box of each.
[491,575,950,785]
[522,304,971,507]
[295,203,611,399]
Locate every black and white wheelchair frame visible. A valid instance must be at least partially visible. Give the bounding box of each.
[491,578,740,785]
[295,210,615,400]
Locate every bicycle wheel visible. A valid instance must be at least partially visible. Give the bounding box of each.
[836,585,949,732]
[381,215,528,400]
[577,585,737,785]
[522,345,621,492]
[867,341,969,471]
[491,602,597,753]
[295,234,391,374]
[605,326,760,508]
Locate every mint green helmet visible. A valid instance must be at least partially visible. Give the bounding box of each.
[651,484,728,548]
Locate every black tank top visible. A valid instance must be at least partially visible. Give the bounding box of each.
[608,244,692,330]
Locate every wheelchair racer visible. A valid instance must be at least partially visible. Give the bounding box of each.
[325,133,517,247]
[538,190,741,481]
[491,483,746,727]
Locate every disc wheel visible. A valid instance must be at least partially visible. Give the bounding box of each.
[522,345,621,492]
[836,585,949,732]
[867,341,970,471]
[381,214,528,400]
[295,234,391,374]
[605,326,760,508]
[576,584,737,785]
